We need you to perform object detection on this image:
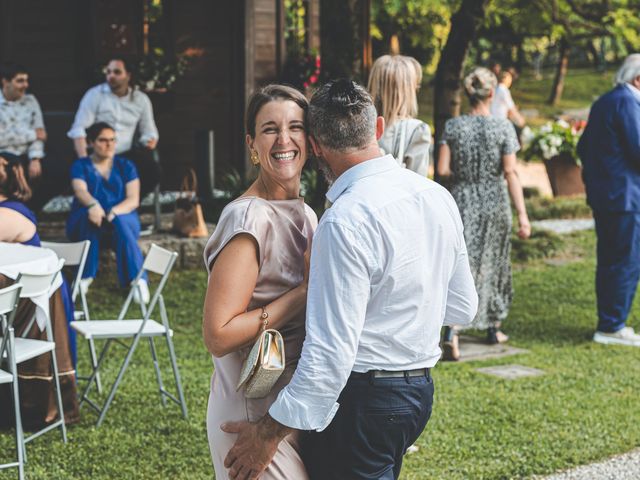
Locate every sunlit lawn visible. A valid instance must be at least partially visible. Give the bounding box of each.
[1,225,639,479]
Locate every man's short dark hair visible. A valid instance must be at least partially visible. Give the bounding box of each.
[308,79,377,152]
[86,122,115,143]
[0,62,28,82]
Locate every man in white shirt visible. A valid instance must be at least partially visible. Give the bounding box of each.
[222,79,478,480]
[68,58,160,198]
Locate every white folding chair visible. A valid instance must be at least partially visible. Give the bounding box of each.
[0,283,25,480]
[72,244,188,426]
[13,258,68,450]
[40,240,101,393]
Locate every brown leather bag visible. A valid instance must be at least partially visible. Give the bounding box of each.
[172,169,209,238]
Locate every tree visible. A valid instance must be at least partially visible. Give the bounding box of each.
[370,0,452,73]
[432,0,490,166]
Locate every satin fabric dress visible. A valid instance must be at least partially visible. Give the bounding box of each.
[203,196,317,480]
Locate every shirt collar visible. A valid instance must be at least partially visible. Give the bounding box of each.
[0,92,6,105]
[625,83,640,102]
[326,154,399,203]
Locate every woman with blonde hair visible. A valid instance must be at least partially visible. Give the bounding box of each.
[368,54,431,176]
[437,66,530,360]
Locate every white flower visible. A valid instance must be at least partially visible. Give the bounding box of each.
[540,123,553,134]
[556,119,570,129]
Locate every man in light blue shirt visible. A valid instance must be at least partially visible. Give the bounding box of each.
[222,80,477,480]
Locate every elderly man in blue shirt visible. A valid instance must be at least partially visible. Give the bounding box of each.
[220,79,478,480]
[578,54,640,347]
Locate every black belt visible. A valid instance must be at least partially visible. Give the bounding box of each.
[352,368,430,379]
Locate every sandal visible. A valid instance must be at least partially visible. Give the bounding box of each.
[442,327,460,361]
[487,326,509,345]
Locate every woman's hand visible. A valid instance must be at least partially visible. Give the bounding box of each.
[88,204,106,227]
[517,213,531,239]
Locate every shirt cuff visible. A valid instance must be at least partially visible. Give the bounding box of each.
[138,133,159,145]
[269,388,339,432]
[28,142,45,160]
[67,127,86,139]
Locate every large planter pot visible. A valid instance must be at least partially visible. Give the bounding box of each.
[544,153,585,197]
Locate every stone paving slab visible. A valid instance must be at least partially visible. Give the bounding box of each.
[532,218,594,235]
[457,335,528,362]
[476,364,545,379]
[536,448,640,479]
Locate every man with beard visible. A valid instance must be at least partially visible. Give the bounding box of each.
[221,79,478,480]
[68,58,160,199]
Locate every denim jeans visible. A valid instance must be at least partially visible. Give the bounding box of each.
[303,370,434,480]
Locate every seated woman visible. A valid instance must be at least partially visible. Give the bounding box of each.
[66,122,149,303]
[0,152,40,246]
[0,152,79,428]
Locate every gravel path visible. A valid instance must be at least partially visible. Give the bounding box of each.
[537,449,640,479]
[532,218,594,234]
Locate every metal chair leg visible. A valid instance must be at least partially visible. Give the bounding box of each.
[96,336,143,427]
[9,330,25,477]
[165,334,188,419]
[48,346,67,443]
[148,337,167,407]
[80,339,112,408]
[87,338,102,394]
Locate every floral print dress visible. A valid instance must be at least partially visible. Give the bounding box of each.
[441,114,520,329]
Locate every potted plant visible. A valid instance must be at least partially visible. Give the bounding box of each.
[524,119,587,197]
[280,52,321,93]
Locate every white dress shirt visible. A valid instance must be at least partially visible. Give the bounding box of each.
[67,83,159,153]
[625,82,640,102]
[269,154,478,431]
[0,92,45,159]
[490,84,515,120]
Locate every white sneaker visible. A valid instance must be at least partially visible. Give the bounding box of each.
[405,444,420,455]
[593,327,640,347]
[132,279,150,304]
[80,277,94,295]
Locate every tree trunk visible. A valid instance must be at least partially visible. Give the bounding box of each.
[320,0,370,82]
[548,37,569,105]
[433,0,490,174]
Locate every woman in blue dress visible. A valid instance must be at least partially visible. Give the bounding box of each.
[66,122,149,303]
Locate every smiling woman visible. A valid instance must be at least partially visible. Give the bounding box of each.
[202,84,317,480]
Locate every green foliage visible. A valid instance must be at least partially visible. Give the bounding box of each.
[511,229,564,262]
[370,0,453,73]
[525,195,593,220]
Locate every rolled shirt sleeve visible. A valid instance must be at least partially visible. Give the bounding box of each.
[137,93,159,145]
[68,89,98,139]
[28,96,45,159]
[269,220,372,431]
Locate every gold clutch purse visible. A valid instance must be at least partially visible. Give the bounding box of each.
[236,328,286,399]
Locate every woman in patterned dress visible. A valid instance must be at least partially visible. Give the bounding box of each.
[437,67,531,361]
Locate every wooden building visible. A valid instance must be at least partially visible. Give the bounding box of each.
[0,0,330,191]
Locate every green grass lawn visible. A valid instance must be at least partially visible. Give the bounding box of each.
[1,228,639,479]
[417,67,615,128]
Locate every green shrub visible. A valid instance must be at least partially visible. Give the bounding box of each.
[512,229,565,263]
[525,195,592,220]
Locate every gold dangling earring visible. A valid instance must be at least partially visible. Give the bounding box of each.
[250,149,260,166]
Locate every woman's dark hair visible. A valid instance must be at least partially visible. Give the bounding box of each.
[0,152,32,202]
[86,122,115,143]
[245,84,309,138]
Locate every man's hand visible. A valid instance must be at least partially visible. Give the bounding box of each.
[35,128,47,142]
[88,204,106,227]
[146,138,158,150]
[222,415,292,480]
[28,159,42,179]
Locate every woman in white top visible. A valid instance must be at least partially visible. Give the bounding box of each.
[368,55,431,176]
[490,71,525,128]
